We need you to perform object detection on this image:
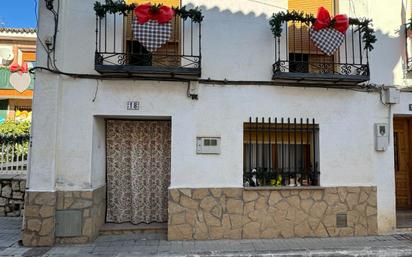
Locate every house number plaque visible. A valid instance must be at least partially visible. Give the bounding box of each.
[127,101,139,110]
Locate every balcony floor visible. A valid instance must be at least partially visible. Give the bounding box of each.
[95,64,201,79]
[272,72,370,86]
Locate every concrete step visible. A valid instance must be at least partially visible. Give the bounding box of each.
[99,222,167,236]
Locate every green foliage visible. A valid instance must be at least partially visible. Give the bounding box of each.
[269,10,315,38]
[269,10,377,51]
[94,0,136,17]
[173,6,203,23]
[0,121,30,165]
[0,121,30,144]
[348,18,377,51]
[94,0,203,23]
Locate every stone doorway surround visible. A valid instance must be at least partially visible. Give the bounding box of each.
[168,187,377,240]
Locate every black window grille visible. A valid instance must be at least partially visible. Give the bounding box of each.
[243,117,320,187]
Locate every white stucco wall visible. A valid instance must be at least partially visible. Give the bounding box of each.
[29,77,397,232]
[28,0,411,234]
[33,79,392,190]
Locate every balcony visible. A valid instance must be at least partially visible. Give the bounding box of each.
[270,11,376,86]
[94,2,202,79]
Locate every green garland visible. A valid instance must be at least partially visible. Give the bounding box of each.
[94,0,203,23]
[94,1,135,17]
[173,6,203,23]
[269,10,377,51]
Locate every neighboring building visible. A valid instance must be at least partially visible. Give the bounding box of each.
[0,28,35,123]
[21,0,412,246]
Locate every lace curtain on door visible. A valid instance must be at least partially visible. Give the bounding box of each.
[106,120,171,224]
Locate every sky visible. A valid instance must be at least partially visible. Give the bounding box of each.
[0,0,37,28]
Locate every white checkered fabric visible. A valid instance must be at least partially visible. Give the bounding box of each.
[309,27,344,56]
[132,19,172,53]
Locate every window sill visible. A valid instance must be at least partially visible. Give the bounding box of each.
[244,186,325,191]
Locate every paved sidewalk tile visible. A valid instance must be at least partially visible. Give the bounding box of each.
[4,217,412,256]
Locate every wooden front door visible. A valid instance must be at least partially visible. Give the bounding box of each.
[394,118,412,209]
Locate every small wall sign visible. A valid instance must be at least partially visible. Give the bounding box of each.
[409,104,412,111]
[127,101,139,110]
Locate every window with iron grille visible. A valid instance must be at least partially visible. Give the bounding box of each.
[243,118,320,187]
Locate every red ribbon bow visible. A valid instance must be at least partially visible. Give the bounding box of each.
[9,63,28,74]
[134,3,175,24]
[313,7,349,34]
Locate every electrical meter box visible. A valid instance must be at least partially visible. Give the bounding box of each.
[383,87,400,104]
[375,123,389,151]
[196,137,221,154]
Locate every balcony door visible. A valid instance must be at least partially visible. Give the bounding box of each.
[287,0,336,73]
[124,0,181,67]
[105,120,171,224]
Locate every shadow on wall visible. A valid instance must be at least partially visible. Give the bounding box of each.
[370,0,408,85]
[187,4,278,80]
[369,28,404,85]
[188,2,404,84]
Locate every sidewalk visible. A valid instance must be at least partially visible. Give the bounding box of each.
[3,218,412,256]
[47,233,412,257]
[3,233,412,257]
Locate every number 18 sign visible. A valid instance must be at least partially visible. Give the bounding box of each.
[127,101,139,110]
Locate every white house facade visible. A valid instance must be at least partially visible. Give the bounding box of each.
[22,0,412,246]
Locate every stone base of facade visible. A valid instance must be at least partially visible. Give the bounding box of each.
[168,187,377,240]
[22,186,106,246]
[23,191,56,246]
[55,186,106,244]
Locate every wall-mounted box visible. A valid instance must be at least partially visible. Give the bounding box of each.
[196,137,221,154]
[383,87,400,104]
[375,123,389,151]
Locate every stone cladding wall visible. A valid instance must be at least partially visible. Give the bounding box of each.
[22,191,56,246]
[55,186,106,244]
[168,187,377,240]
[23,186,106,246]
[0,175,26,217]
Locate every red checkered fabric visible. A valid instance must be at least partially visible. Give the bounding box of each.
[132,19,172,53]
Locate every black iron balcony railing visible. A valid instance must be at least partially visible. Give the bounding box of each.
[270,12,376,85]
[94,3,202,78]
